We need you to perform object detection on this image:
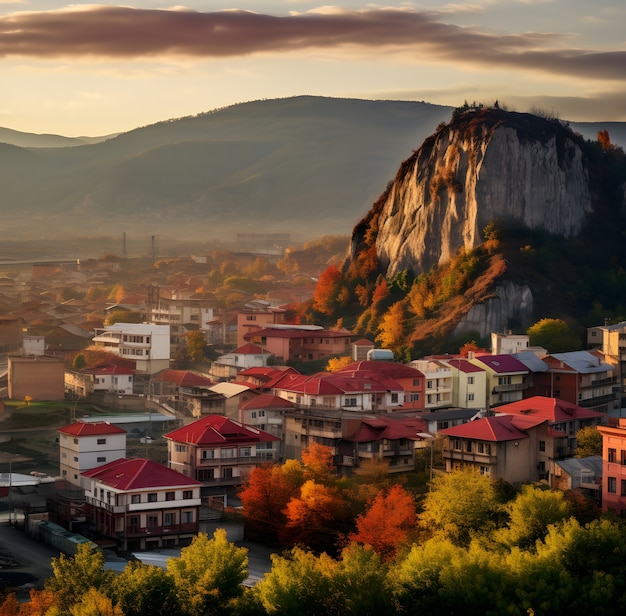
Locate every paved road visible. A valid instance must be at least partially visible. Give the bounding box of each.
[0,522,59,598]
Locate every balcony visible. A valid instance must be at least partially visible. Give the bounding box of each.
[125,522,198,537]
[492,382,527,393]
[196,454,276,466]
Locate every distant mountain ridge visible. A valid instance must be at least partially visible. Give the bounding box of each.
[1,96,623,243]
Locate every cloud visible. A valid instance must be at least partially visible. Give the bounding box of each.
[0,5,624,82]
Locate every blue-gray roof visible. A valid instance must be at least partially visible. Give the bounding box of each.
[551,351,612,374]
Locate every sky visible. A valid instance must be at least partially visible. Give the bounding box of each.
[0,1,625,136]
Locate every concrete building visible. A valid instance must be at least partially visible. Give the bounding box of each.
[57,421,127,488]
[8,354,65,401]
[91,323,170,374]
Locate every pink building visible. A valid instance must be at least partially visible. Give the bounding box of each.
[598,420,626,515]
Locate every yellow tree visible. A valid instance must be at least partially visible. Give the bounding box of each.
[376,301,406,350]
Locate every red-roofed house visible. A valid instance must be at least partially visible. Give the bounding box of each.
[496,396,606,456]
[239,394,296,448]
[468,353,530,407]
[243,325,352,363]
[152,369,215,415]
[440,414,554,482]
[211,343,273,380]
[163,415,280,489]
[337,417,425,474]
[65,364,135,397]
[82,458,202,551]
[57,421,127,488]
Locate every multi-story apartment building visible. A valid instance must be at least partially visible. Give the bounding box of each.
[57,421,127,488]
[444,358,488,409]
[82,457,202,551]
[91,323,170,374]
[468,353,530,407]
[244,324,352,364]
[237,301,287,347]
[410,359,453,409]
[164,415,280,491]
[598,420,626,515]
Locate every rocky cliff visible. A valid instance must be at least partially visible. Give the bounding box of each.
[353,108,594,279]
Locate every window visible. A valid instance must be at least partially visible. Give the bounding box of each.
[73,456,78,462]
[344,398,357,407]
[147,515,158,528]
[468,376,474,385]
[97,456,106,463]
[621,450,626,465]
[251,412,257,419]
[465,441,472,453]
[609,448,617,463]
[453,439,461,451]
[165,491,175,501]
[479,466,490,476]
[147,493,157,503]
[538,461,546,472]
[539,441,546,452]
[175,444,187,453]
[608,476,617,493]
[410,393,420,402]
[240,447,251,457]
[201,449,215,459]
[391,393,398,403]
[222,467,233,479]
[183,490,193,500]
[498,376,512,386]
[131,495,141,504]
[164,512,176,527]
[621,480,626,496]
[468,393,475,401]
[427,380,433,389]
[182,511,193,524]
[221,448,235,459]
[73,438,78,445]
[413,379,420,386]
[478,443,485,454]
[198,469,215,481]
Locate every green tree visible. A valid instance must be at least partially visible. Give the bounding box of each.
[104,309,142,326]
[72,353,86,370]
[185,330,206,362]
[419,469,502,546]
[45,544,115,615]
[575,425,602,457]
[526,318,581,353]
[497,485,572,550]
[111,561,178,616]
[167,529,248,616]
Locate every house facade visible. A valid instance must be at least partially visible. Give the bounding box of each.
[92,323,170,374]
[468,353,530,407]
[410,359,453,409]
[237,302,286,347]
[598,420,626,515]
[444,358,488,409]
[57,421,127,488]
[82,457,202,551]
[244,325,352,363]
[163,415,280,491]
[65,364,135,397]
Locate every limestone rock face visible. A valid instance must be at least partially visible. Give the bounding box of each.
[369,111,593,278]
[452,281,534,339]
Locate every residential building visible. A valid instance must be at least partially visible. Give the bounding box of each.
[243,324,352,363]
[91,323,170,374]
[551,456,602,501]
[203,382,258,420]
[82,457,202,550]
[211,343,272,381]
[65,364,135,397]
[491,332,530,355]
[8,354,65,401]
[598,420,626,515]
[444,358,488,409]
[239,393,296,455]
[497,396,606,456]
[163,415,280,491]
[351,338,375,362]
[151,369,215,415]
[57,421,127,488]
[440,414,553,483]
[410,359,453,409]
[524,350,619,413]
[237,301,286,347]
[468,353,530,407]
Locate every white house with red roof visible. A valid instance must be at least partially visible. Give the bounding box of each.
[440,413,553,483]
[82,457,202,551]
[239,393,296,446]
[163,415,280,490]
[57,421,127,488]
[65,363,135,397]
[468,353,530,407]
[152,369,215,416]
[211,342,273,380]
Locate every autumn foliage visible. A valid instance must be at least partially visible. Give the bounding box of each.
[350,484,417,560]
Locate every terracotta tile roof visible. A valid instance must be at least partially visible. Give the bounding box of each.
[337,360,424,380]
[82,458,201,490]
[240,393,296,410]
[58,421,127,436]
[446,359,485,373]
[163,415,280,446]
[231,343,267,355]
[440,415,530,442]
[82,364,135,376]
[345,417,425,442]
[154,370,214,388]
[496,395,605,421]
